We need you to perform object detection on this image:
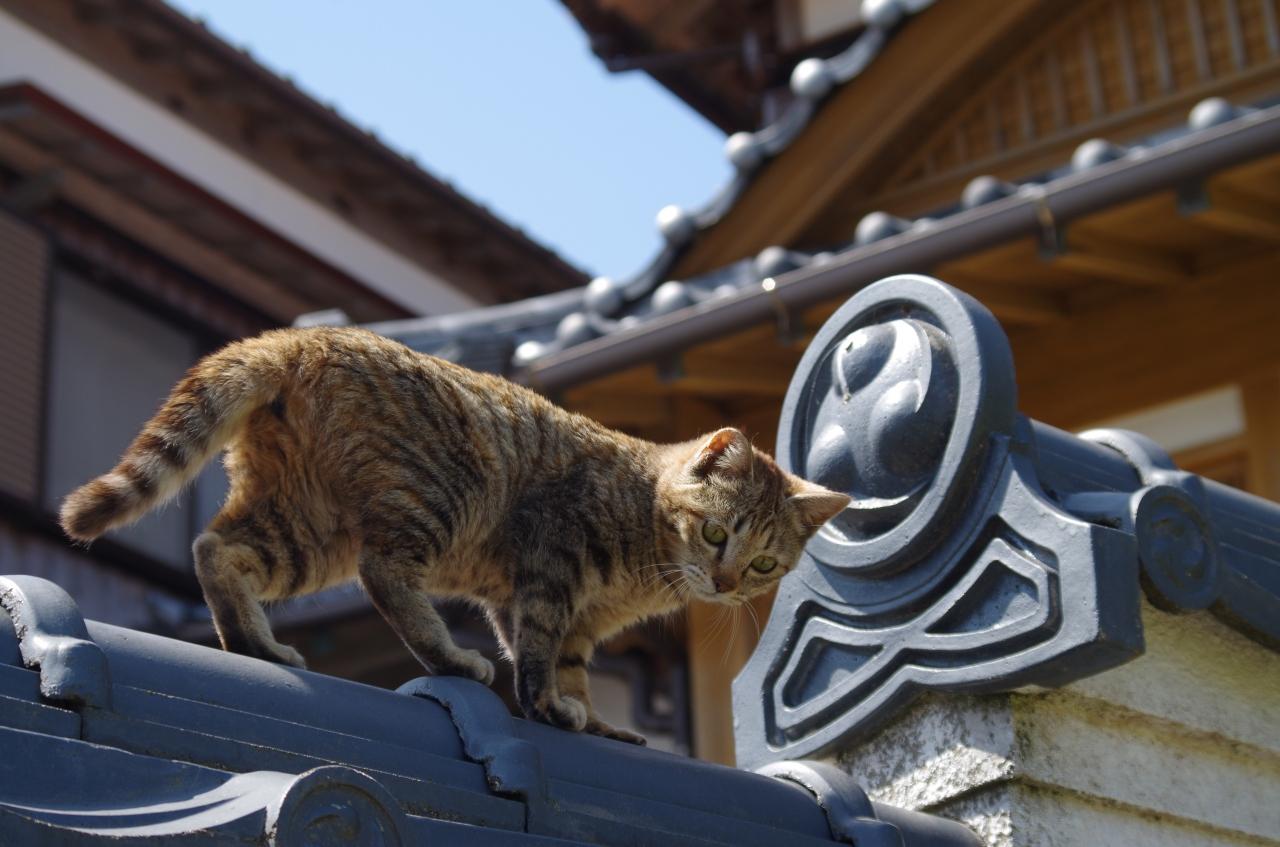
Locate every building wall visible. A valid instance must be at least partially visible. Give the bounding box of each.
[0,6,476,317]
[834,603,1280,846]
[0,516,183,631]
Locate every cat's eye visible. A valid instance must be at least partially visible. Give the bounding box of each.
[749,555,778,574]
[702,522,727,545]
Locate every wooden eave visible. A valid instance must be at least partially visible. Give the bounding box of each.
[3,0,587,303]
[670,0,1062,277]
[671,0,1280,277]
[555,145,1280,445]
[560,0,782,133]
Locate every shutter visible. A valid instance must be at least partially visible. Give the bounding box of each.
[0,209,50,502]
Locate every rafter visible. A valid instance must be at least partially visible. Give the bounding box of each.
[674,351,798,397]
[1179,182,1280,244]
[1014,250,1280,428]
[939,274,1069,325]
[1041,228,1192,286]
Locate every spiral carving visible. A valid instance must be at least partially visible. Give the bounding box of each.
[268,766,407,847]
[804,319,958,542]
[1131,485,1220,612]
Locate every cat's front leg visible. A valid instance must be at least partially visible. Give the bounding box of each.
[556,633,647,746]
[511,602,588,732]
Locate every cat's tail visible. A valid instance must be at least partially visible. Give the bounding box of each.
[59,333,294,542]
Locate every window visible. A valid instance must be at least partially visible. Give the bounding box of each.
[42,270,227,569]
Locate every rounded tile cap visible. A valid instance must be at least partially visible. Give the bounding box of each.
[1071,138,1126,171]
[656,204,696,243]
[513,340,547,368]
[725,131,764,170]
[584,275,624,317]
[651,280,694,314]
[555,311,597,346]
[791,58,835,99]
[1188,97,1239,130]
[855,211,909,246]
[961,175,1015,209]
[755,245,795,279]
[863,0,905,29]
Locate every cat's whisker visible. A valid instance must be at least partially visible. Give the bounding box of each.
[720,604,741,669]
[698,605,731,652]
[742,597,763,641]
[643,568,695,610]
[640,566,690,603]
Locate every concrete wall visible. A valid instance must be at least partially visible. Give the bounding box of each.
[833,603,1280,846]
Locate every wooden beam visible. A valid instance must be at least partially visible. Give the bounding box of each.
[1181,182,1280,244]
[686,600,760,765]
[672,0,1047,276]
[673,352,798,398]
[1043,228,1192,286]
[561,386,675,430]
[936,237,1041,279]
[1241,370,1280,502]
[940,274,1069,325]
[1013,250,1280,428]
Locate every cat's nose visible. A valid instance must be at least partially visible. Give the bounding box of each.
[712,576,736,594]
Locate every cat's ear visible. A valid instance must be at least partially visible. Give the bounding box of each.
[788,480,851,532]
[687,428,753,479]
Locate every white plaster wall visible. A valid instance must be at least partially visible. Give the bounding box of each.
[835,604,1280,846]
[1085,386,1245,454]
[0,8,477,316]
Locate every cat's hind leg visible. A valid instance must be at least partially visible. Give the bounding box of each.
[193,530,306,668]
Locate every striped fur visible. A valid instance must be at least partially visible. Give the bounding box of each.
[60,327,849,742]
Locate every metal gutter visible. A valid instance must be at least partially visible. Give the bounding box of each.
[519,104,1280,393]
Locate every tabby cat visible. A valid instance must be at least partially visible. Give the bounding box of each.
[60,327,850,743]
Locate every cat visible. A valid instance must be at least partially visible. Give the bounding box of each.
[59,326,850,743]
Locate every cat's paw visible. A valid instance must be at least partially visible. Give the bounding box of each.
[528,694,588,732]
[267,643,307,669]
[585,718,647,746]
[447,649,495,686]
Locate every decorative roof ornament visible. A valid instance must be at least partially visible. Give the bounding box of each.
[733,274,1280,769]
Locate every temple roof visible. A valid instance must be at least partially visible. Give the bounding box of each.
[0,573,979,845]
[334,95,1277,392]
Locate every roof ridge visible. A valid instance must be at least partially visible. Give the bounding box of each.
[510,0,936,366]
[144,0,588,288]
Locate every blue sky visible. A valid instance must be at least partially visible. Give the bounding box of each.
[164,1,732,280]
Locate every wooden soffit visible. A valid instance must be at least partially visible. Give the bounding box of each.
[672,0,1056,276]
[673,0,1280,275]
